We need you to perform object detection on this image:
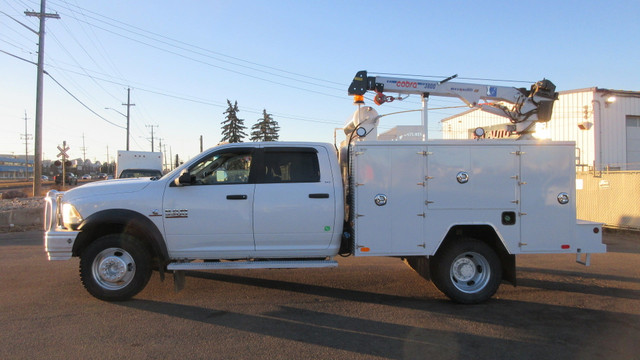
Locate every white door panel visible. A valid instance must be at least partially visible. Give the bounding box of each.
[253,147,336,251]
[163,184,255,255]
[162,147,255,257]
[254,183,335,250]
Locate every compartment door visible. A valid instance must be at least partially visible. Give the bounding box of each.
[519,145,576,252]
[353,145,425,255]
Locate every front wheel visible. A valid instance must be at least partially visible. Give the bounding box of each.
[79,234,152,301]
[430,239,502,304]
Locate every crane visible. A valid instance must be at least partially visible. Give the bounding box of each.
[346,70,558,140]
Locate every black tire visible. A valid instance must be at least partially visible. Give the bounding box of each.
[430,238,502,304]
[79,234,152,301]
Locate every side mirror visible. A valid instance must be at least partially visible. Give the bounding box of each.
[174,171,193,186]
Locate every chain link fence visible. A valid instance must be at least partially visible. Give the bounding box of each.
[576,170,640,230]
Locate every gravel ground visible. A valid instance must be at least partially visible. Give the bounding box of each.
[0,197,45,233]
[0,197,45,211]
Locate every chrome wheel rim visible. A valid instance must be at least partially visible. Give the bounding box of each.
[92,247,136,290]
[449,251,491,294]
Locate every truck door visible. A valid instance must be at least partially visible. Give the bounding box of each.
[353,145,425,255]
[162,147,256,258]
[253,146,337,251]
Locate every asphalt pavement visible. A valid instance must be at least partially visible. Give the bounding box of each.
[0,230,638,359]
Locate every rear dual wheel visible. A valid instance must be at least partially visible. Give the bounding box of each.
[430,238,502,304]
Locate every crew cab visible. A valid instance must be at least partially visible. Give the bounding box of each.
[45,142,344,301]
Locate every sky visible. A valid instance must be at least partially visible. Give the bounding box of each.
[1,0,639,165]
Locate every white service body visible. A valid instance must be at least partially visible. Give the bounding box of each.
[348,140,604,257]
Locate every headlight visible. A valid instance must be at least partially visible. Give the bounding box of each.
[62,203,83,229]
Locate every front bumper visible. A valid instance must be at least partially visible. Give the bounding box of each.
[45,230,79,260]
[44,190,79,261]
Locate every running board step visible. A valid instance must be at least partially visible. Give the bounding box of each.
[167,259,338,271]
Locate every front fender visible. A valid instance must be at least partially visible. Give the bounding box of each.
[74,209,169,265]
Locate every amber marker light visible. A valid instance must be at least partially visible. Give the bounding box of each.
[353,95,365,105]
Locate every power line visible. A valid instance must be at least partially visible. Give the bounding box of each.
[47,0,345,87]
[44,1,348,98]
[2,47,464,134]
[53,19,122,103]
[45,70,126,129]
[0,48,37,66]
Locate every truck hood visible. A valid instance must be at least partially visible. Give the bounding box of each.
[62,178,156,201]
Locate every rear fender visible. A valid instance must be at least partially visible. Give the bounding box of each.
[435,225,516,286]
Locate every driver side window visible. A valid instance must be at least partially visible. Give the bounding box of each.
[189,150,252,185]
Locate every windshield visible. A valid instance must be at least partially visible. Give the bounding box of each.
[119,169,163,179]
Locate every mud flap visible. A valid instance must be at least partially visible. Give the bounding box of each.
[173,270,185,292]
[502,253,516,286]
[403,256,431,281]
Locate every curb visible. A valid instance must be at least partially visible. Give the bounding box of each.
[0,208,43,230]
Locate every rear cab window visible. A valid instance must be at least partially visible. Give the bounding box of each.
[261,148,320,183]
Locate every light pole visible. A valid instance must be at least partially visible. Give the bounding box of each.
[104,107,129,151]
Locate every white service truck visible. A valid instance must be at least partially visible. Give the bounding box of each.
[44,71,606,304]
[116,150,163,179]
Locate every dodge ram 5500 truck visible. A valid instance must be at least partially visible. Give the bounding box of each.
[44,71,606,304]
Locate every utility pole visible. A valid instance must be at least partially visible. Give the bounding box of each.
[121,88,135,151]
[158,138,163,169]
[80,133,87,170]
[26,0,60,196]
[106,146,110,176]
[163,144,168,172]
[200,135,203,153]
[146,124,158,152]
[21,111,32,180]
[169,146,173,171]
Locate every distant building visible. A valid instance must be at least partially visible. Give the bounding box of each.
[0,155,33,179]
[0,155,105,179]
[441,88,640,171]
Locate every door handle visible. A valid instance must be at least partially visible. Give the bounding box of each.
[309,193,330,199]
[226,195,247,200]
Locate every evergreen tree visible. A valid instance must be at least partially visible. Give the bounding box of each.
[250,109,280,142]
[220,100,247,143]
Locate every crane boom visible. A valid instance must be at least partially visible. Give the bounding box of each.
[347,70,558,138]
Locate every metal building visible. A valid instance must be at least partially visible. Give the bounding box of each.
[441,88,640,171]
[0,155,33,179]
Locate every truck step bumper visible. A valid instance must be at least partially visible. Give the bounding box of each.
[167,259,338,271]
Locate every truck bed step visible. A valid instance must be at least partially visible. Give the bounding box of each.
[167,259,338,271]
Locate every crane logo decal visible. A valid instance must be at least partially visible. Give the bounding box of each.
[396,81,418,88]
